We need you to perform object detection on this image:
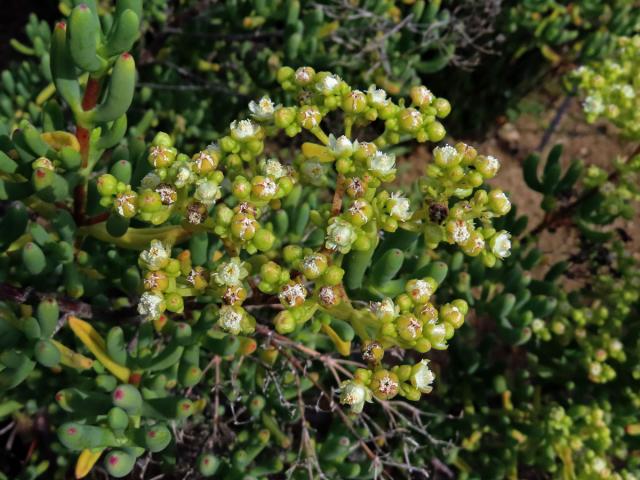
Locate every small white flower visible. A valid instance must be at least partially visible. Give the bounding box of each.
[174,163,194,188]
[610,339,623,353]
[412,280,434,299]
[230,119,259,140]
[328,134,353,157]
[411,85,434,105]
[368,151,396,177]
[339,380,371,413]
[300,107,319,128]
[325,218,357,253]
[591,457,607,474]
[620,84,635,99]
[138,292,164,320]
[318,286,337,307]
[589,361,603,377]
[583,95,604,116]
[388,193,412,221]
[212,258,247,287]
[141,172,162,190]
[140,239,170,271]
[194,180,220,206]
[490,231,511,259]
[433,144,459,167]
[279,282,307,308]
[451,220,470,244]
[218,305,243,335]
[294,67,313,84]
[411,359,435,394]
[263,159,288,179]
[316,74,341,94]
[370,298,396,321]
[531,318,545,333]
[367,85,388,107]
[255,177,277,197]
[485,155,500,175]
[249,96,276,121]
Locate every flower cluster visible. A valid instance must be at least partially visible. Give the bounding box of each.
[571,35,640,139]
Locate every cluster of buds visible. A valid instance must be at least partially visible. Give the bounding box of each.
[571,35,640,139]
[420,143,512,266]
[137,239,257,336]
[116,66,511,415]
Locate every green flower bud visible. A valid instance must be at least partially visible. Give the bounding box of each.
[230,213,258,240]
[433,144,461,168]
[144,270,169,292]
[274,106,297,128]
[274,310,296,334]
[405,278,437,304]
[362,341,384,364]
[475,154,500,178]
[398,108,423,133]
[251,175,278,201]
[488,189,511,216]
[300,253,328,279]
[424,322,447,348]
[137,190,163,213]
[97,173,118,196]
[283,245,303,264]
[114,191,138,218]
[148,145,177,168]
[396,314,423,341]
[426,122,446,142]
[322,265,345,286]
[342,90,367,113]
[297,105,322,129]
[410,85,434,107]
[164,292,184,313]
[152,131,173,148]
[190,147,220,175]
[434,98,451,118]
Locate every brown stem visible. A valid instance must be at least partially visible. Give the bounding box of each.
[82,211,110,226]
[73,77,101,225]
[330,173,346,217]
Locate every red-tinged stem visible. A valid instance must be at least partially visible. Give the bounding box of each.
[74,77,101,225]
[83,211,110,226]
